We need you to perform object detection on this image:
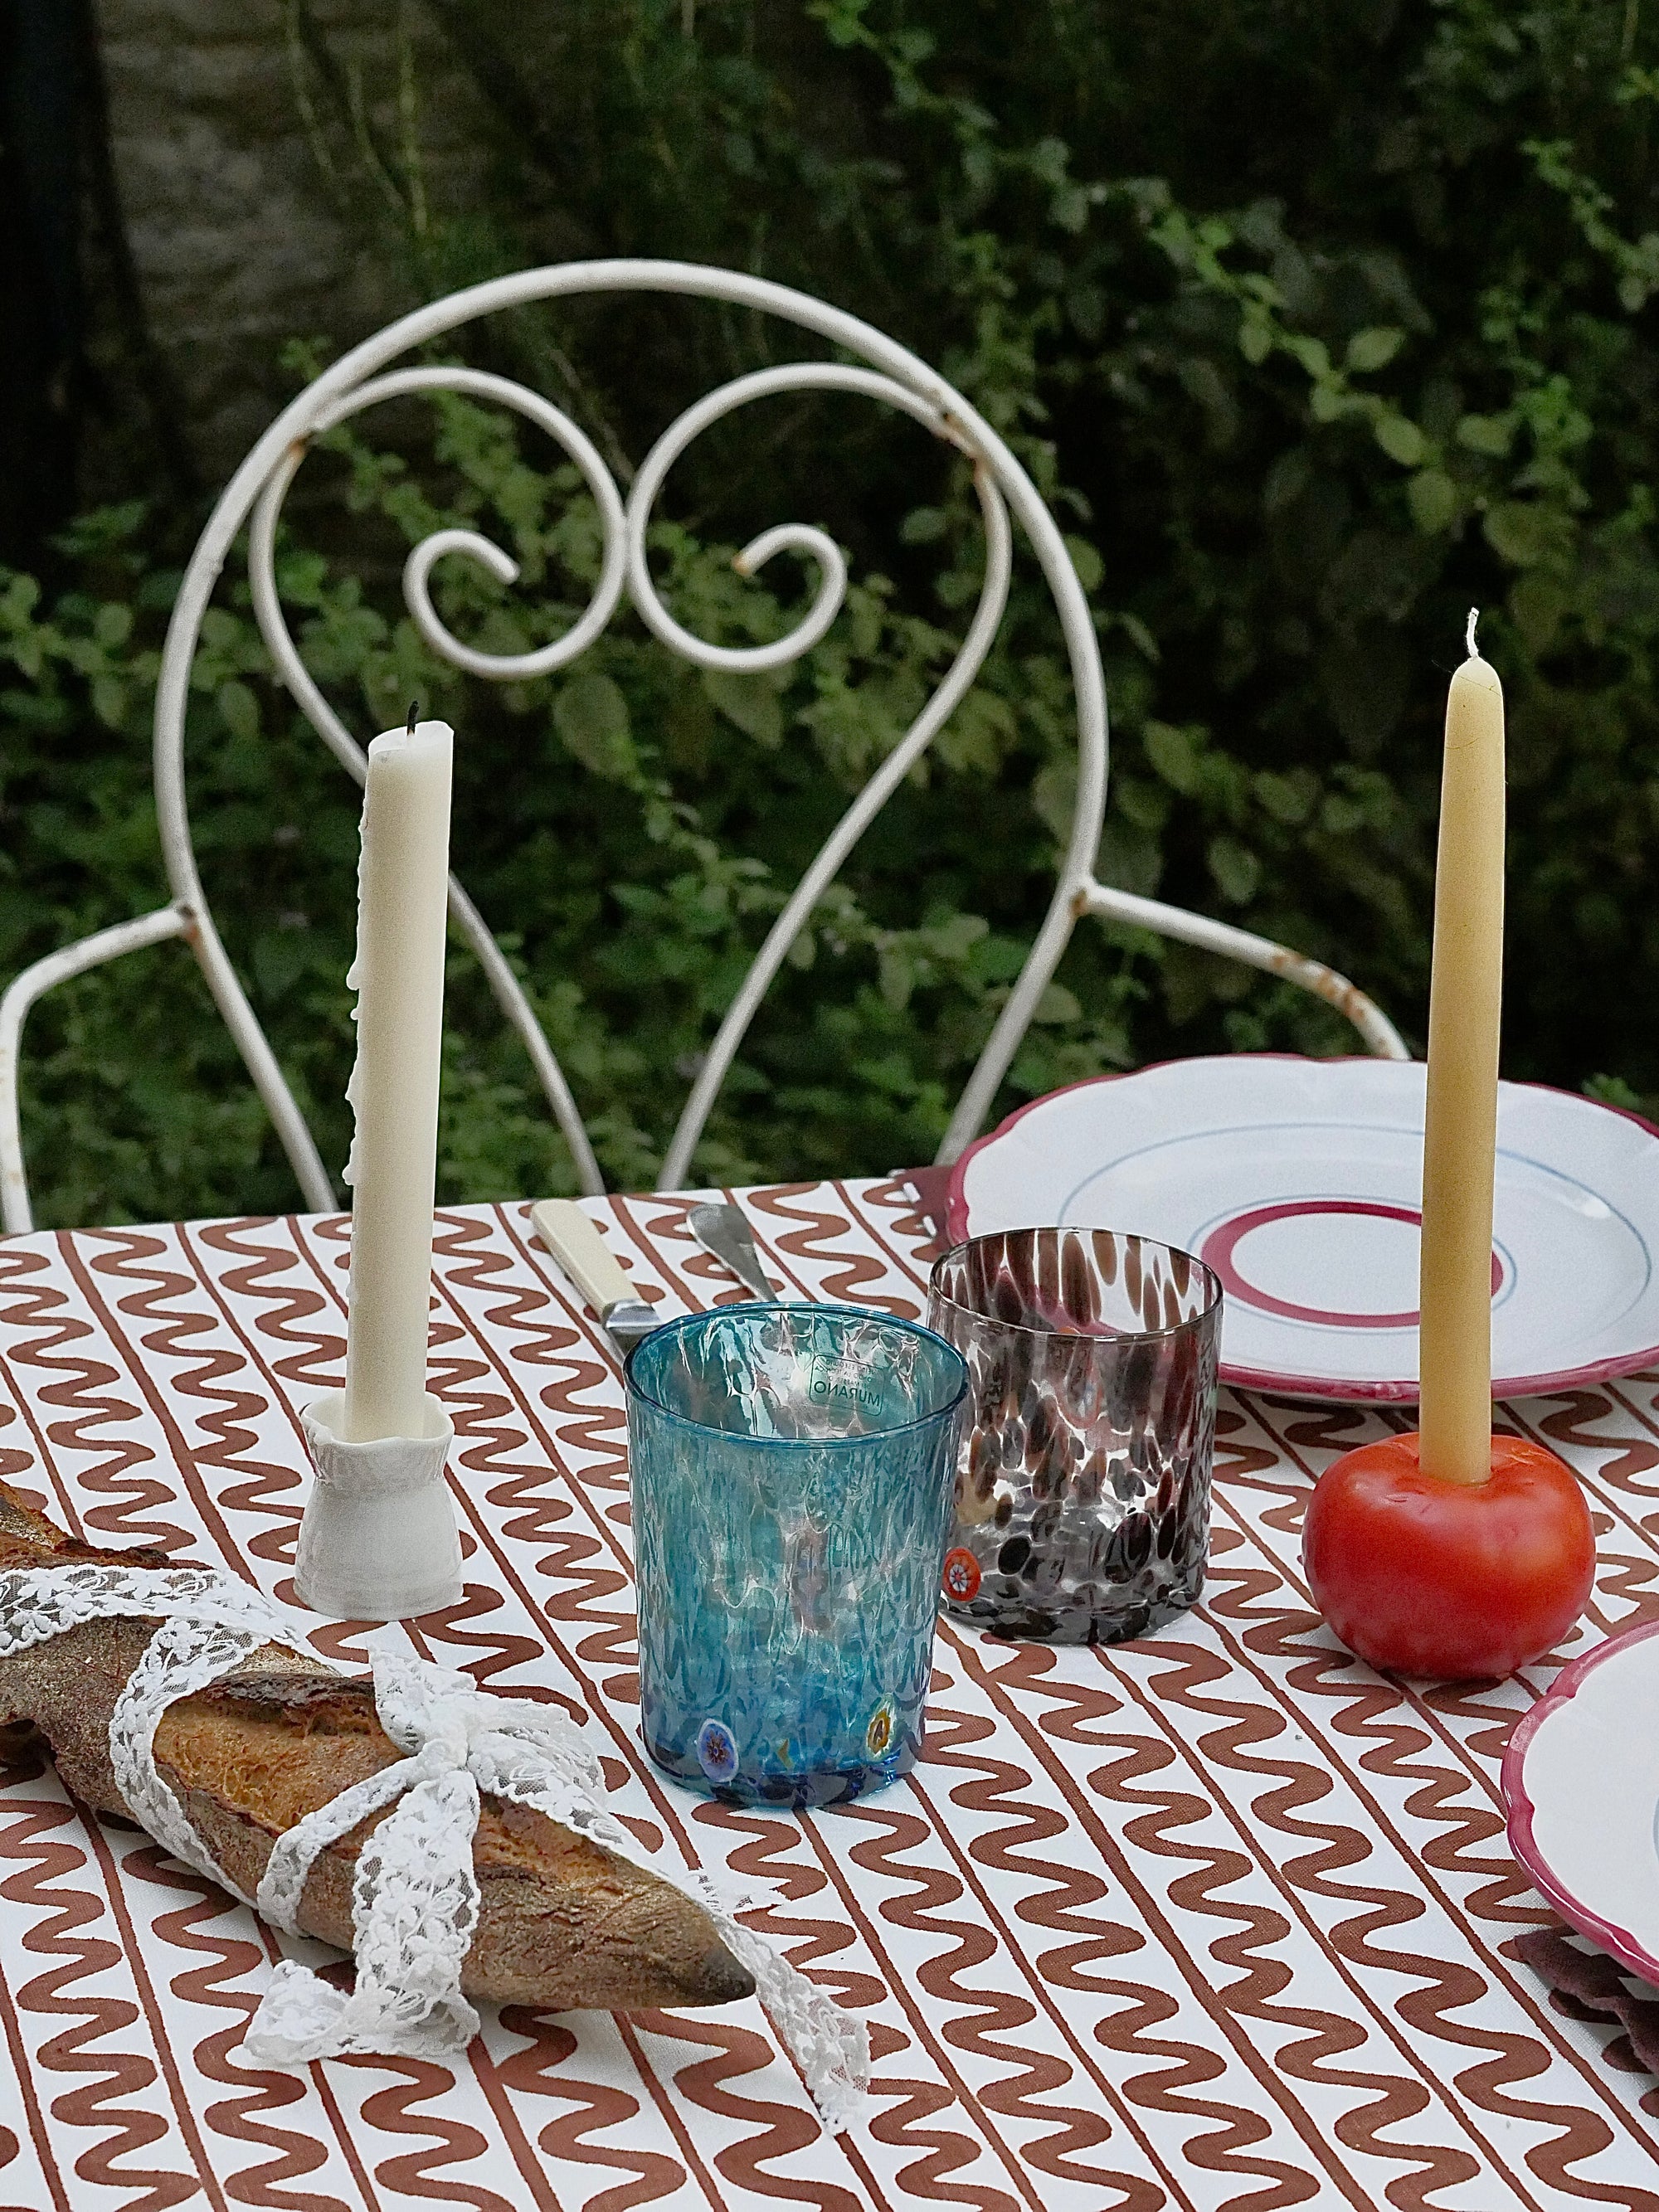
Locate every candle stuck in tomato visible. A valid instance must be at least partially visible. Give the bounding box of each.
[1303,618,1594,1681]
[1302,1432,1593,1680]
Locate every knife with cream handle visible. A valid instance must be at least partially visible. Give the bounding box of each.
[530,1200,660,1354]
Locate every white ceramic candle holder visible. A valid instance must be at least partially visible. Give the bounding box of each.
[295,1391,462,1621]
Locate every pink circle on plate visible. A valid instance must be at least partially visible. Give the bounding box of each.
[1199,1199,1502,1330]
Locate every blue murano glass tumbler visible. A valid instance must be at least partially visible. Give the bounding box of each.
[625,1304,968,1808]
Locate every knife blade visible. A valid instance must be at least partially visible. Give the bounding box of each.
[531,1200,661,1354]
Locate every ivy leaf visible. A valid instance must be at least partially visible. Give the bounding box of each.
[1408,469,1459,535]
[1033,982,1082,1024]
[1207,835,1261,905]
[1064,534,1104,592]
[878,946,915,1010]
[1373,415,1428,467]
[1118,774,1171,831]
[1117,611,1161,663]
[554,673,635,778]
[900,507,948,544]
[1457,412,1514,456]
[94,603,133,650]
[1585,1072,1644,1110]
[91,675,127,732]
[217,680,260,746]
[808,0,873,48]
[1033,757,1078,843]
[1051,183,1091,233]
[1239,309,1273,365]
[1345,326,1405,373]
[1510,571,1569,653]
[1254,768,1317,825]
[1068,281,1105,341]
[936,688,1014,775]
[1144,720,1200,793]
[1286,335,1331,377]
[0,573,40,625]
[251,927,312,1002]
[704,670,784,749]
[1484,501,1571,570]
[922,912,990,961]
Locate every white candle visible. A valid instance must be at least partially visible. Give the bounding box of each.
[342,717,454,1442]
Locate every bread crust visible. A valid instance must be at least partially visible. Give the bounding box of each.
[0,1503,752,2012]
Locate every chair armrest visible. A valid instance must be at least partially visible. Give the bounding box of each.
[0,905,192,1233]
[1079,880,1409,1061]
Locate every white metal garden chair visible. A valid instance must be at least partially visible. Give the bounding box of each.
[0,259,1406,1234]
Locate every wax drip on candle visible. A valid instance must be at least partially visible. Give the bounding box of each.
[1465,606,1480,659]
[343,705,420,1194]
[343,906,364,1193]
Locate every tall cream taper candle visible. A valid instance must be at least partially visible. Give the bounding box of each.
[342,715,454,1443]
[1418,614,1505,1486]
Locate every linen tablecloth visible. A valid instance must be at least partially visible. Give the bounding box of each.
[0,1177,1656,2211]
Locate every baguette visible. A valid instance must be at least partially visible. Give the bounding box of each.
[0,1485,753,2012]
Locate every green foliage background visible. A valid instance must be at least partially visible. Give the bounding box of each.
[3,0,1658,1225]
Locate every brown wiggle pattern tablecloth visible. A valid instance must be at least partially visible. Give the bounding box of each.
[0,1177,1657,2212]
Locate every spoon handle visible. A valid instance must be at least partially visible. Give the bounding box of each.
[688,1202,778,1301]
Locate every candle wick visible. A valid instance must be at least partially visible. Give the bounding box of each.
[406,698,419,737]
[1465,607,1480,659]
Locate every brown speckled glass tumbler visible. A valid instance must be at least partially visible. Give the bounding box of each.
[926,1228,1222,1644]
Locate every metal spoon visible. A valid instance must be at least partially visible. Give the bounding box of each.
[688,1202,779,1301]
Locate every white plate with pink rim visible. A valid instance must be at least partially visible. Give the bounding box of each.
[944,1053,1659,1402]
[1503,1621,1659,1986]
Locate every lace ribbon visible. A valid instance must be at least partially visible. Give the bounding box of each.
[0,1566,869,2132]
[254,1636,870,2127]
[0,1563,315,1899]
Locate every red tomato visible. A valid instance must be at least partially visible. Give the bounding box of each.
[1302,1432,1594,1680]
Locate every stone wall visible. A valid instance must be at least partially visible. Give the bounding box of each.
[92,0,493,481]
